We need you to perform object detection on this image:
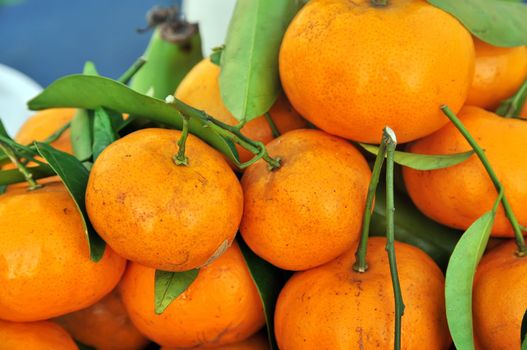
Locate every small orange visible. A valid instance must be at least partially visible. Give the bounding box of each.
[240,129,371,270]
[175,59,307,163]
[0,320,77,350]
[274,237,450,349]
[466,38,527,109]
[279,0,475,143]
[56,287,149,350]
[120,243,265,348]
[86,128,243,271]
[403,106,527,237]
[473,240,527,349]
[15,108,75,153]
[0,182,126,321]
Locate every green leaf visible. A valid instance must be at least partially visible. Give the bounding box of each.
[27,75,241,165]
[0,185,6,195]
[360,143,474,170]
[154,269,199,315]
[238,238,284,350]
[427,0,527,47]
[92,108,117,160]
[34,142,105,262]
[445,197,499,350]
[0,165,55,186]
[522,309,527,350]
[0,119,12,140]
[370,184,460,271]
[219,0,302,122]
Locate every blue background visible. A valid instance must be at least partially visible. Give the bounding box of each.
[0,0,182,86]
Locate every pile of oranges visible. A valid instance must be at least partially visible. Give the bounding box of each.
[1,0,527,349]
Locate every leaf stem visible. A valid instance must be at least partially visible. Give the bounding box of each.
[118,57,147,85]
[496,78,527,118]
[353,138,387,272]
[166,97,281,170]
[384,126,405,350]
[371,0,389,6]
[441,105,527,256]
[264,112,280,138]
[42,121,71,144]
[0,141,42,190]
[174,112,190,166]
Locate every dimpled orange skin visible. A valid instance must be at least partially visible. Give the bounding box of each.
[0,182,126,322]
[466,38,527,110]
[0,320,77,350]
[56,288,149,350]
[161,332,270,350]
[86,128,243,272]
[274,237,450,349]
[120,243,265,349]
[240,129,371,271]
[175,59,307,163]
[279,0,475,144]
[15,108,75,153]
[403,106,527,237]
[473,241,527,350]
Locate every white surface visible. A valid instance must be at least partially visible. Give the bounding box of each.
[183,0,237,56]
[0,64,42,137]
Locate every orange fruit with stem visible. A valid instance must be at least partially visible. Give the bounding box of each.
[120,242,265,349]
[56,287,149,350]
[473,240,527,350]
[279,0,475,144]
[403,106,527,237]
[466,38,527,110]
[175,59,307,163]
[240,129,371,271]
[274,237,450,349]
[86,128,243,272]
[0,319,77,350]
[0,182,126,321]
[15,108,75,153]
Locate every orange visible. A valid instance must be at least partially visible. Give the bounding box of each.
[403,106,527,237]
[120,243,265,348]
[474,240,527,349]
[279,0,475,144]
[175,59,307,163]
[161,332,270,350]
[274,237,450,349]
[466,38,527,109]
[86,128,243,272]
[0,320,77,350]
[56,287,149,350]
[0,182,126,321]
[522,102,527,117]
[15,108,75,153]
[240,129,371,270]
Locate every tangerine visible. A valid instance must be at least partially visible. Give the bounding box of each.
[0,320,77,350]
[279,0,475,143]
[240,129,371,270]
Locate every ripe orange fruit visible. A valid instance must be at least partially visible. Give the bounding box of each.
[274,237,450,349]
[240,129,371,270]
[403,106,527,237]
[56,287,149,350]
[15,108,75,153]
[86,128,243,271]
[175,59,307,163]
[466,38,527,109]
[474,240,527,349]
[120,243,265,348]
[279,0,475,144]
[0,182,126,321]
[161,332,269,350]
[0,320,77,350]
